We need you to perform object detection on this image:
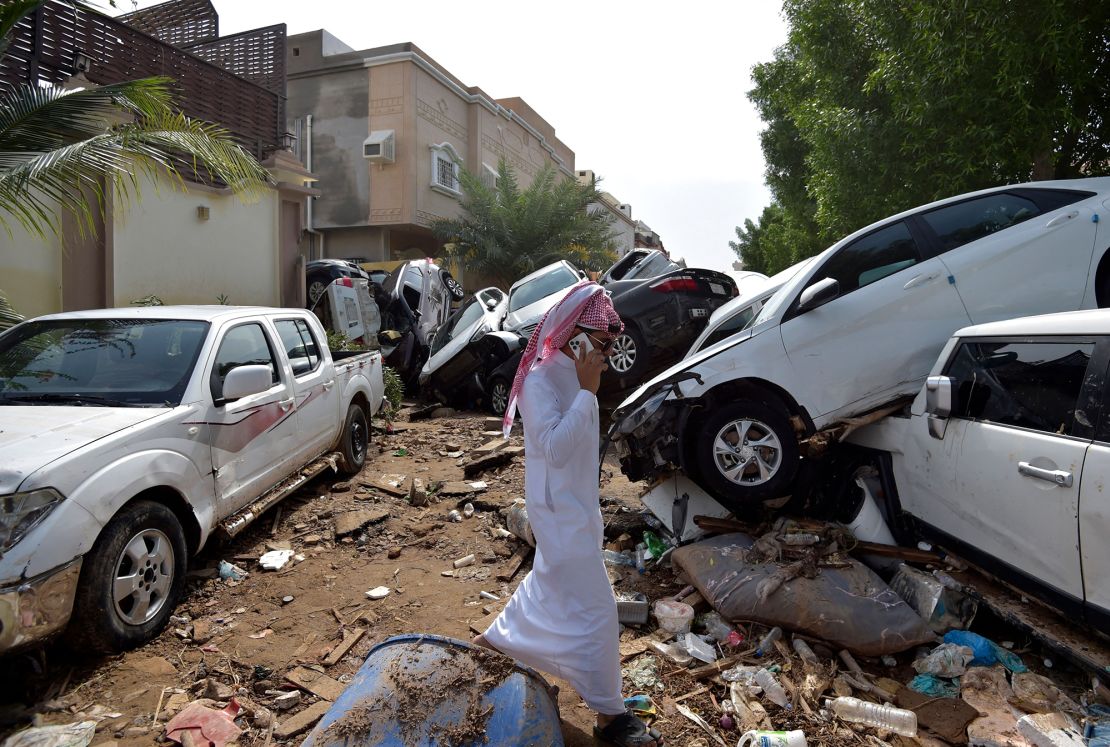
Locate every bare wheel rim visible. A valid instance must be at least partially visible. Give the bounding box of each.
[350,413,367,463]
[491,381,508,414]
[308,280,326,303]
[610,333,637,373]
[112,528,175,626]
[711,417,783,487]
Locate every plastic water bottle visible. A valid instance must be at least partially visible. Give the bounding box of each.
[755,626,783,657]
[781,533,820,546]
[754,668,791,709]
[643,530,667,558]
[791,637,819,665]
[602,550,635,568]
[829,696,917,737]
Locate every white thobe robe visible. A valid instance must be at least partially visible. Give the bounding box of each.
[484,352,625,714]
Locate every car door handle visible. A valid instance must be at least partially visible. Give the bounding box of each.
[903,272,940,290]
[1018,461,1073,487]
[323,379,335,391]
[1045,210,1078,228]
[279,397,295,412]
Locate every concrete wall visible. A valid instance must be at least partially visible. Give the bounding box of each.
[0,213,63,320]
[110,172,279,307]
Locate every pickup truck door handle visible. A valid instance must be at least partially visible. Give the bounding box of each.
[1045,210,1078,228]
[903,272,940,290]
[323,379,335,391]
[1018,461,1073,487]
[279,397,295,412]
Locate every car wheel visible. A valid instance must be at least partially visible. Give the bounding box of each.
[307,278,329,305]
[489,376,510,417]
[692,397,799,506]
[337,403,369,475]
[442,272,465,302]
[609,325,650,380]
[65,501,187,653]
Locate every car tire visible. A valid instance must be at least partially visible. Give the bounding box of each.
[488,375,511,417]
[609,324,650,381]
[307,277,329,306]
[337,403,369,476]
[65,500,187,653]
[692,397,799,506]
[442,272,465,302]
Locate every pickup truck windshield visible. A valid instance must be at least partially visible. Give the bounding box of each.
[509,266,578,312]
[0,319,210,406]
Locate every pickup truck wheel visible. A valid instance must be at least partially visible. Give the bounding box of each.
[693,398,799,506]
[609,325,649,380]
[337,403,369,475]
[66,501,186,653]
[488,376,510,417]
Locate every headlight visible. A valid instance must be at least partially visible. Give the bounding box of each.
[617,390,670,436]
[0,488,64,556]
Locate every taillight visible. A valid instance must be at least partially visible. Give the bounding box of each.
[651,276,699,293]
[337,277,354,287]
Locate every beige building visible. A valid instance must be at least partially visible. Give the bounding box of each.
[286,33,577,265]
[576,169,636,258]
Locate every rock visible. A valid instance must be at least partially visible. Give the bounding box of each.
[431,407,457,418]
[253,708,274,728]
[162,692,191,720]
[331,481,353,492]
[411,522,443,537]
[334,508,390,537]
[122,727,149,738]
[191,620,212,644]
[445,442,462,452]
[388,547,402,559]
[253,680,274,695]
[407,478,429,507]
[492,544,514,558]
[203,679,235,701]
[272,691,302,711]
[281,595,294,605]
[125,656,176,677]
[302,534,322,545]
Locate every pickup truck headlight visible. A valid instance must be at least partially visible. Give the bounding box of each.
[617,390,670,436]
[0,488,64,556]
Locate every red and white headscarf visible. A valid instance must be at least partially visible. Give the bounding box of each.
[502,280,623,436]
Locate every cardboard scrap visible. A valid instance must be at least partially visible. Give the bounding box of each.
[896,686,980,744]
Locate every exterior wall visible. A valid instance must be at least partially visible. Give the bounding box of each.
[411,64,469,229]
[0,214,64,320]
[110,171,280,307]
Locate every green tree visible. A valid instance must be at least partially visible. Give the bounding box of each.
[735,0,1110,274]
[430,158,617,288]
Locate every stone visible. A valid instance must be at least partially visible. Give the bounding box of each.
[272,691,302,711]
[430,407,457,418]
[407,478,429,507]
[302,534,322,545]
[203,679,235,700]
[191,620,212,644]
[333,508,390,537]
[388,547,402,559]
[162,692,191,720]
[331,481,353,492]
[125,656,176,677]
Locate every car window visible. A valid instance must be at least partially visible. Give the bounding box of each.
[627,252,679,280]
[604,251,647,282]
[695,304,760,353]
[509,266,579,312]
[944,340,1093,436]
[210,323,280,400]
[430,298,486,355]
[921,193,1040,253]
[274,319,321,377]
[810,221,919,297]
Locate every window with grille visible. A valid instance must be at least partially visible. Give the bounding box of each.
[430,143,461,197]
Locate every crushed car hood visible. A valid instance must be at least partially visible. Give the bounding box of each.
[0,406,163,493]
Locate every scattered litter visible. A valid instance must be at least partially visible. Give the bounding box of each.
[392,448,409,457]
[944,630,1028,672]
[755,627,783,658]
[478,591,500,601]
[462,502,475,518]
[366,586,390,599]
[792,638,819,666]
[440,570,454,577]
[737,729,807,746]
[1017,712,1085,746]
[698,611,735,643]
[505,500,535,547]
[281,595,294,605]
[652,599,694,634]
[650,639,693,666]
[453,554,476,569]
[913,643,974,677]
[623,694,656,719]
[259,549,294,571]
[890,563,978,633]
[683,632,718,664]
[622,655,662,690]
[164,700,242,747]
[1010,672,1079,714]
[248,629,273,639]
[616,592,650,626]
[468,481,488,490]
[828,696,917,737]
[754,669,790,709]
[675,703,728,746]
[272,691,302,711]
[603,549,636,568]
[217,560,247,581]
[447,509,463,522]
[881,655,897,667]
[1,720,96,747]
[909,673,961,698]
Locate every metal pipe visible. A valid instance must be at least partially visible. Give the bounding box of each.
[305,114,321,260]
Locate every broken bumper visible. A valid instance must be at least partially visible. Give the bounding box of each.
[0,558,82,654]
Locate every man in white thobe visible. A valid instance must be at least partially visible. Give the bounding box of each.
[474,282,662,747]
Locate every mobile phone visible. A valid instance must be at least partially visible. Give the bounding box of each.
[568,332,594,358]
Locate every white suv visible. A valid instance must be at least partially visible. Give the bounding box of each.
[848,309,1110,632]
[611,178,1110,507]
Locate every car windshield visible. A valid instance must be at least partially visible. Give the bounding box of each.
[751,255,824,326]
[0,318,210,406]
[508,266,579,312]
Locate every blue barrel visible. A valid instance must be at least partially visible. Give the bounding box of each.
[301,634,564,746]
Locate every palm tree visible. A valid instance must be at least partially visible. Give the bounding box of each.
[430,158,617,288]
[0,0,271,328]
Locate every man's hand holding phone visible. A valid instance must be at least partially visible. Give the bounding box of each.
[571,332,608,393]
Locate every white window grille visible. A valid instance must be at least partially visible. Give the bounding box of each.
[430,143,461,197]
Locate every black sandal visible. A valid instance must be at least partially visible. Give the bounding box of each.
[593,711,664,746]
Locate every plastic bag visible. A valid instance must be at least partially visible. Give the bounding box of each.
[944,630,1028,673]
[909,673,961,698]
[913,643,974,677]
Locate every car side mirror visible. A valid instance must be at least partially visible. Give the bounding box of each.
[925,375,954,439]
[797,277,839,312]
[485,299,498,311]
[221,365,272,402]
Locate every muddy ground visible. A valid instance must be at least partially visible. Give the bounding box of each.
[0,406,1104,746]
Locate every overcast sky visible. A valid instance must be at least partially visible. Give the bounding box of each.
[116,1,788,271]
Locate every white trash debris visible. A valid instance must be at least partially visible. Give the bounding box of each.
[366,586,390,599]
[258,549,294,571]
[453,554,476,569]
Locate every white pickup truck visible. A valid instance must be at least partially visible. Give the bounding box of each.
[0,307,384,654]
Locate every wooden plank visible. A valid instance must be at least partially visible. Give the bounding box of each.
[496,546,533,582]
[684,591,709,612]
[274,701,331,740]
[284,666,345,701]
[469,606,505,636]
[674,686,710,703]
[322,628,366,667]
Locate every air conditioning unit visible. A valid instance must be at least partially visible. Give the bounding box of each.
[363,130,395,163]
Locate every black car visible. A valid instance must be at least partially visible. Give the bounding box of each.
[601,250,737,384]
[306,259,370,307]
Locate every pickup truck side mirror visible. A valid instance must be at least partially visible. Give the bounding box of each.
[925,375,954,439]
[221,365,273,402]
[797,277,839,312]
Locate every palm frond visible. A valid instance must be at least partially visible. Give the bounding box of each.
[0,289,24,332]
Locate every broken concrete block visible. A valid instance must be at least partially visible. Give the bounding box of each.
[333,508,390,537]
[407,478,429,507]
[272,690,302,711]
[1016,713,1084,747]
[473,438,509,455]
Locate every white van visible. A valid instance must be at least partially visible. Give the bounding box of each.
[610,178,1110,506]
